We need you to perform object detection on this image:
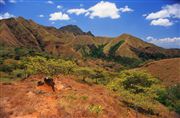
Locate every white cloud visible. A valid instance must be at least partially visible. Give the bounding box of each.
[146,4,180,20]
[0,0,5,4]
[119,5,133,12]
[46,1,54,4]
[49,12,70,21]
[57,5,63,9]
[39,14,44,18]
[150,18,173,27]
[9,0,16,3]
[88,1,120,19]
[67,8,87,15]
[0,12,15,20]
[66,1,133,19]
[146,36,180,48]
[144,4,180,27]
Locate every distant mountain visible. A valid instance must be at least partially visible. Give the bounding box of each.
[0,17,180,61]
[59,25,94,37]
[103,33,180,60]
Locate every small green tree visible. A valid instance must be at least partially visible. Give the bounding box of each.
[23,56,77,76]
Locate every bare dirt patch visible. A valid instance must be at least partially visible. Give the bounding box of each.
[0,75,178,118]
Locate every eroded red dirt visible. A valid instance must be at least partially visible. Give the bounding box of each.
[0,75,178,118]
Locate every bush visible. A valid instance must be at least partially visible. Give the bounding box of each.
[74,67,111,85]
[0,59,20,72]
[74,67,95,82]
[157,84,180,114]
[11,69,26,78]
[91,69,111,85]
[23,56,77,76]
[121,71,159,94]
[107,70,163,114]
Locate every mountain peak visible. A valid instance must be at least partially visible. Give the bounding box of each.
[59,24,94,37]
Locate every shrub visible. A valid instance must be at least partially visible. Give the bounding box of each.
[74,67,95,82]
[0,71,9,78]
[107,70,163,114]
[11,69,26,78]
[91,69,111,85]
[23,56,77,76]
[156,84,180,114]
[14,47,29,60]
[74,67,111,85]
[121,71,159,94]
[0,59,20,72]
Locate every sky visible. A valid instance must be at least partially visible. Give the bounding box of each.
[0,0,180,48]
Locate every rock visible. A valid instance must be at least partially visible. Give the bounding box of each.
[37,81,44,86]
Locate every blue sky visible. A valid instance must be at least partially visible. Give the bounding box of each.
[0,0,180,48]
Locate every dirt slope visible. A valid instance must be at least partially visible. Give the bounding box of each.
[0,75,178,118]
[137,58,180,86]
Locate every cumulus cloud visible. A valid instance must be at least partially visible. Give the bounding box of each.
[46,1,53,4]
[144,4,180,27]
[119,5,133,12]
[9,0,16,3]
[66,1,133,19]
[146,36,180,48]
[146,4,180,19]
[67,8,87,15]
[49,12,70,21]
[57,5,63,9]
[87,1,120,19]
[0,0,5,4]
[39,14,44,18]
[0,12,15,20]
[150,18,173,27]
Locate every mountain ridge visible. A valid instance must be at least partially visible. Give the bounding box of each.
[0,17,180,60]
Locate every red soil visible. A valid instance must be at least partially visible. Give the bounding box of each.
[0,75,178,118]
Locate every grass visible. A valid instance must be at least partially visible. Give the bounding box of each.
[88,104,103,115]
[0,77,12,83]
[80,95,88,101]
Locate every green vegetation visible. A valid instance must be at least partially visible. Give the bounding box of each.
[89,44,106,58]
[88,104,103,114]
[107,56,143,68]
[80,96,88,100]
[0,45,179,115]
[139,52,167,61]
[24,56,77,76]
[74,67,112,85]
[108,70,163,115]
[157,84,180,114]
[84,40,143,68]
[109,40,125,56]
[0,46,112,85]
